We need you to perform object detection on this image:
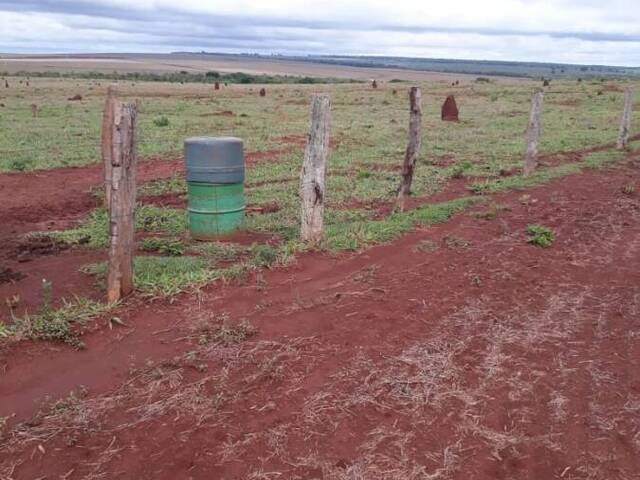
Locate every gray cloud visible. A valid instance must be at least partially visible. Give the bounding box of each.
[0,0,639,65]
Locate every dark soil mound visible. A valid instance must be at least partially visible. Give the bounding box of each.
[441,95,459,121]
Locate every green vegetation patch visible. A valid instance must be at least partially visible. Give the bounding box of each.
[49,205,187,249]
[85,256,214,298]
[141,237,185,256]
[469,164,582,194]
[526,224,555,247]
[326,196,480,251]
[582,150,627,169]
[4,297,111,348]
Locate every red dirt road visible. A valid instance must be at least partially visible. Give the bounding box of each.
[1,162,639,479]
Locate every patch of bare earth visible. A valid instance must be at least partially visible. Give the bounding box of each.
[1,162,639,479]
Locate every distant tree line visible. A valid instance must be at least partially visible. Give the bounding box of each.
[0,70,363,85]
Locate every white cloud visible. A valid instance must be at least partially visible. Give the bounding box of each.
[0,0,638,65]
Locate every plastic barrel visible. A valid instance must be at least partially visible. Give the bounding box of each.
[187,182,245,239]
[184,136,244,184]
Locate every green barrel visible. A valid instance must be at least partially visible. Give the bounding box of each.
[187,182,245,239]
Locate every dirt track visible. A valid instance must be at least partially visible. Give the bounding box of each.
[1,160,639,479]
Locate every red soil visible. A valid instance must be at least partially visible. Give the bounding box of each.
[1,160,639,479]
[0,157,183,240]
[0,142,304,320]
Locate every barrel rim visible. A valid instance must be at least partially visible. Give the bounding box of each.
[184,136,243,144]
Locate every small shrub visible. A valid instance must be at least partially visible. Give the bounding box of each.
[153,115,169,127]
[357,170,372,179]
[526,224,555,247]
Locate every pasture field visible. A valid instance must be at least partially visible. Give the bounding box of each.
[1,72,640,479]
[0,53,486,81]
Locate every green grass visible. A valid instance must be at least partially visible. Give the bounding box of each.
[6,298,111,347]
[141,237,185,256]
[326,196,481,250]
[50,208,109,248]
[582,150,627,169]
[50,205,187,248]
[84,256,215,297]
[469,163,582,194]
[526,224,555,247]
[4,77,639,344]
[139,176,186,197]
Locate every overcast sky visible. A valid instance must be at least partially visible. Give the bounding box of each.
[1,0,639,66]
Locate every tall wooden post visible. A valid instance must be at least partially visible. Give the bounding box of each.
[107,101,137,303]
[617,88,633,150]
[396,87,422,211]
[300,94,331,243]
[523,89,544,176]
[102,85,116,209]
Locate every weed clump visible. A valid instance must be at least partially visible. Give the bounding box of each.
[141,237,185,256]
[9,296,109,348]
[526,224,555,248]
[249,243,280,267]
[152,115,170,127]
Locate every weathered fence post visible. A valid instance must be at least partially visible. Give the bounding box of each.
[617,87,633,150]
[300,94,331,243]
[396,86,422,211]
[107,100,137,303]
[523,89,544,176]
[101,85,116,209]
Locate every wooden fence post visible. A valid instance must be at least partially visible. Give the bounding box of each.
[396,86,422,211]
[300,94,331,243]
[107,100,138,303]
[523,89,544,176]
[102,85,116,209]
[617,87,633,150]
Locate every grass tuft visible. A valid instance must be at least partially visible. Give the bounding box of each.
[7,297,111,347]
[326,196,480,251]
[140,237,185,256]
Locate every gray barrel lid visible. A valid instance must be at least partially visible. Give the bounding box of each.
[184,136,244,184]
